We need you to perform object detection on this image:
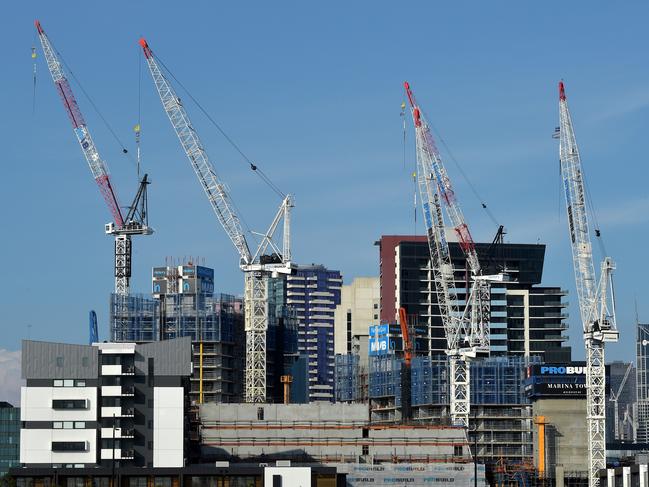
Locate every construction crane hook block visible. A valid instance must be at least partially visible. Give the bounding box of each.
[559,81,566,101]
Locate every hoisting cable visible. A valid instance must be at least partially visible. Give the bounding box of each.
[582,166,607,257]
[425,115,501,229]
[47,37,138,170]
[31,36,37,115]
[134,46,143,178]
[150,51,286,200]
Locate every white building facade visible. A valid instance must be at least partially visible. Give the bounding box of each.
[19,338,191,469]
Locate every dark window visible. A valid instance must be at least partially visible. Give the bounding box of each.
[257,407,264,420]
[272,475,282,487]
[52,441,86,452]
[52,399,87,410]
[362,428,369,438]
[362,444,369,455]
[454,445,463,456]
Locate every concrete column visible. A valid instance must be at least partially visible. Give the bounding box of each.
[623,466,631,487]
[607,468,616,487]
[640,464,648,487]
[555,465,564,487]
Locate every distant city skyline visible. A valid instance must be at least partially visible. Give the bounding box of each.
[2,1,648,368]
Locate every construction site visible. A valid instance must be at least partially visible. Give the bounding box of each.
[7,10,642,487]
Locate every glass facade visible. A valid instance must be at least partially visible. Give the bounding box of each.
[0,402,20,477]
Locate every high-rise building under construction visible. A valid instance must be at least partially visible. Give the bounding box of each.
[377,236,571,361]
[111,262,298,404]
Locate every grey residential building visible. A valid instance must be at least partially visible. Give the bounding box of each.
[19,338,191,469]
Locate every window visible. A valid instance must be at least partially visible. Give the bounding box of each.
[63,421,74,429]
[51,441,86,452]
[362,444,369,455]
[53,422,63,429]
[63,379,74,387]
[74,422,85,429]
[374,303,378,309]
[373,314,378,320]
[257,407,264,420]
[52,399,87,410]
[454,445,463,457]
[54,380,63,387]
[76,380,86,387]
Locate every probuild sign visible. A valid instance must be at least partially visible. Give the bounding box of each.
[525,363,587,399]
[344,463,486,486]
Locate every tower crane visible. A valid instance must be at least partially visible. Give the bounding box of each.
[404,81,503,428]
[609,362,633,440]
[35,20,152,296]
[139,37,293,403]
[556,81,618,486]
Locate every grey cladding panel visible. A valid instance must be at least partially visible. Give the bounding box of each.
[136,336,192,376]
[22,341,98,379]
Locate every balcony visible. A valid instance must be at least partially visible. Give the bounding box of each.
[101,406,135,418]
[101,427,135,439]
[101,449,135,460]
[102,365,135,376]
[102,386,135,397]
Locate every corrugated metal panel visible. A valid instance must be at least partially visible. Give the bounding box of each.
[22,341,98,379]
[136,337,192,376]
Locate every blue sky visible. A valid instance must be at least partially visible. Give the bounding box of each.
[1,1,648,364]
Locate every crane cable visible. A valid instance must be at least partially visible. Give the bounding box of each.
[423,110,501,228]
[150,51,286,200]
[45,36,139,172]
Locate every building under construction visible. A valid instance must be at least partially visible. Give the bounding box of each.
[111,262,296,404]
[199,402,486,485]
[336,354,539,469]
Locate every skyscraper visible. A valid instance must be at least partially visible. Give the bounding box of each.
[287,264,342,401]
[636,323,649,442]
[377,236,570,361]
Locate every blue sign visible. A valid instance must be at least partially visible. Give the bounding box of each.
[369,324,389,337]
[369,336,390,356]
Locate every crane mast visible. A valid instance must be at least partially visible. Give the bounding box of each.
[404,82,499,428]
[557,81,618,487]
[139,38,293,403]
[36,20,152,296]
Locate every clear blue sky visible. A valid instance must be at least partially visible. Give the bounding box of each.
[1,1,648,363]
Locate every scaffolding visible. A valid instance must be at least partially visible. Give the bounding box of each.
[110,293,158,342]
[335,354,368,403]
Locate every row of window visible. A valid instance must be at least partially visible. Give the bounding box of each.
[53,421,86,429]
[54,379,87,387]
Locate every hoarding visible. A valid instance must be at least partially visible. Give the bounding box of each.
[344,463,486,486]
[525,362,586,399]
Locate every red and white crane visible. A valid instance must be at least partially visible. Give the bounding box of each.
[139,37,293,403]
[404,81,503,428]
[35,20,152,296]
[557,81,618,487]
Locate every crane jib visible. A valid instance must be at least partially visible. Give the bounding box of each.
[55,78,86,129]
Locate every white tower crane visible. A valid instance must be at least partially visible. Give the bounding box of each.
[609,362,633,440]
[36,20,153,296]
[139,38,293,403]
[404,82,504,428]
[557,81,618,487]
